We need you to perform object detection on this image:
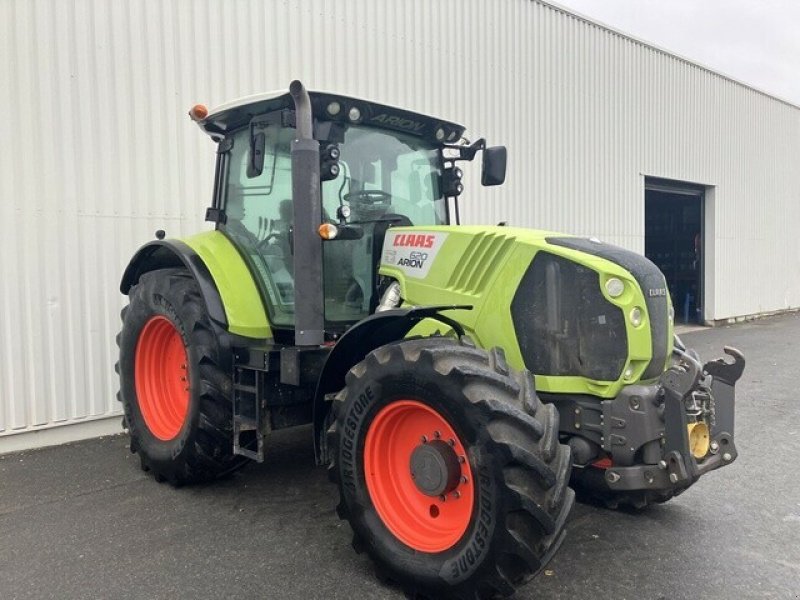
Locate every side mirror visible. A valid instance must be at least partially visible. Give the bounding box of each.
[247,132,266,178]
[481,146,507,186]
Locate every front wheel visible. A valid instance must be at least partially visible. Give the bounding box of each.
[328,338,574,599]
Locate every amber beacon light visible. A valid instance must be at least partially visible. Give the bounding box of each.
[188,104,209,121]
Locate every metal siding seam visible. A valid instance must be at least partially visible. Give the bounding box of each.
[0,1,12,430]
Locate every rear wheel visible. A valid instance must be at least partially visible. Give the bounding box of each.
[116,268,246,485]
[329,337,574,599]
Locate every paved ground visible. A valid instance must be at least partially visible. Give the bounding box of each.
[1,313,799,599]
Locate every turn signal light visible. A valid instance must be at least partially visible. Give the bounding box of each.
[318,223,339,240]
[189,104,209,121]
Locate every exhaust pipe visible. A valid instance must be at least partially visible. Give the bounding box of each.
[289,80,325,346]
[290,80,314,141]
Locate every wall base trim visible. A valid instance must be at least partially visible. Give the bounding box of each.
[0,415,124,455]
[705,306,799,327]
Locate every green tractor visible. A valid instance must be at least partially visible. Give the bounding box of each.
[117,81,744,598]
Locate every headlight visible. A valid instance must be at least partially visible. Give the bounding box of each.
[605,277,624,298]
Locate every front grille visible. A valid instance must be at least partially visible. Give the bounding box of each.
[546,237,670,380]
[511,251,628,381]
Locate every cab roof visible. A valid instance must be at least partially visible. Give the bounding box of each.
[196,89,466,145]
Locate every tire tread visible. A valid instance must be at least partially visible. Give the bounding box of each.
[328,337,574,599]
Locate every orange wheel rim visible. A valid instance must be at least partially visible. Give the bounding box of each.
[134,316,190,441]
[364,400,475,553]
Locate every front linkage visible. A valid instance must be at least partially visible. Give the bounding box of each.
[651,344,745,491]
[561,340,745,504]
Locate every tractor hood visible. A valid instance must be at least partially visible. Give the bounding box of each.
[378,225,673,398]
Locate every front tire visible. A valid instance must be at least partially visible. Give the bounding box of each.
[116,268,246,485]
[329,337,574,599]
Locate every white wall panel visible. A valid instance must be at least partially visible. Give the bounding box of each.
[1,0,799,443]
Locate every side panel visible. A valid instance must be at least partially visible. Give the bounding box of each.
[182,231,272,339]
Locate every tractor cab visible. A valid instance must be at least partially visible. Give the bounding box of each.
[192,86,505,339]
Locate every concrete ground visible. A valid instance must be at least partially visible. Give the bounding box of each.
[1,313,799,600]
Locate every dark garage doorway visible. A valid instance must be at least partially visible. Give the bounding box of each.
[644,178,705,324]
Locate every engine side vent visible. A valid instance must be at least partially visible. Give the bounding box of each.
[446,233,513,295]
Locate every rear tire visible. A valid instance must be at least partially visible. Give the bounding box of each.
[328,337,574,599]
[116,268,247,485]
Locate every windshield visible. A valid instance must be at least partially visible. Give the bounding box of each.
[222,118,445,329]
[321,125,446,225]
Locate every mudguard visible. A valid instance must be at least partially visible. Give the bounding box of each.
[120,239,228,327]
[311,305,470,464]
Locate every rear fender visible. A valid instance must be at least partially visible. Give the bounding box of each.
[120,240,228,327]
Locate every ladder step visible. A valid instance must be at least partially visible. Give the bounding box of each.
[234,384,258,393]
[233,364,265,462]
[233,420,265,462]
[234,415,258,429]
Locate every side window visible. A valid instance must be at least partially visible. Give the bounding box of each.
[224,126,296,326]
[225,126,293,240]
[320,157,372,324]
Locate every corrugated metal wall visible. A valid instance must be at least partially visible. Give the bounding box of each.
[2,0,799,444]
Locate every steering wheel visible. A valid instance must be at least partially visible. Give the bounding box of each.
[344,190,392,206]
[256,232,280,251]
[256,223,289,252]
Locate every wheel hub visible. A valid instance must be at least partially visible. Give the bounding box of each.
[410,440,461,497]
[134,315,190,441]
[363,399,475,553]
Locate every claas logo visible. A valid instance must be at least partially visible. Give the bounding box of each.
[393,234,436,248]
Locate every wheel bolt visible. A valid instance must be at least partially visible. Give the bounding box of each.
[439,495,447,502]
[433,430,441,439]
[420,435,428,444]
[460,476,469,485]
[448,438,456,447]
[452,491,461,499]
[458,456,466,464]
